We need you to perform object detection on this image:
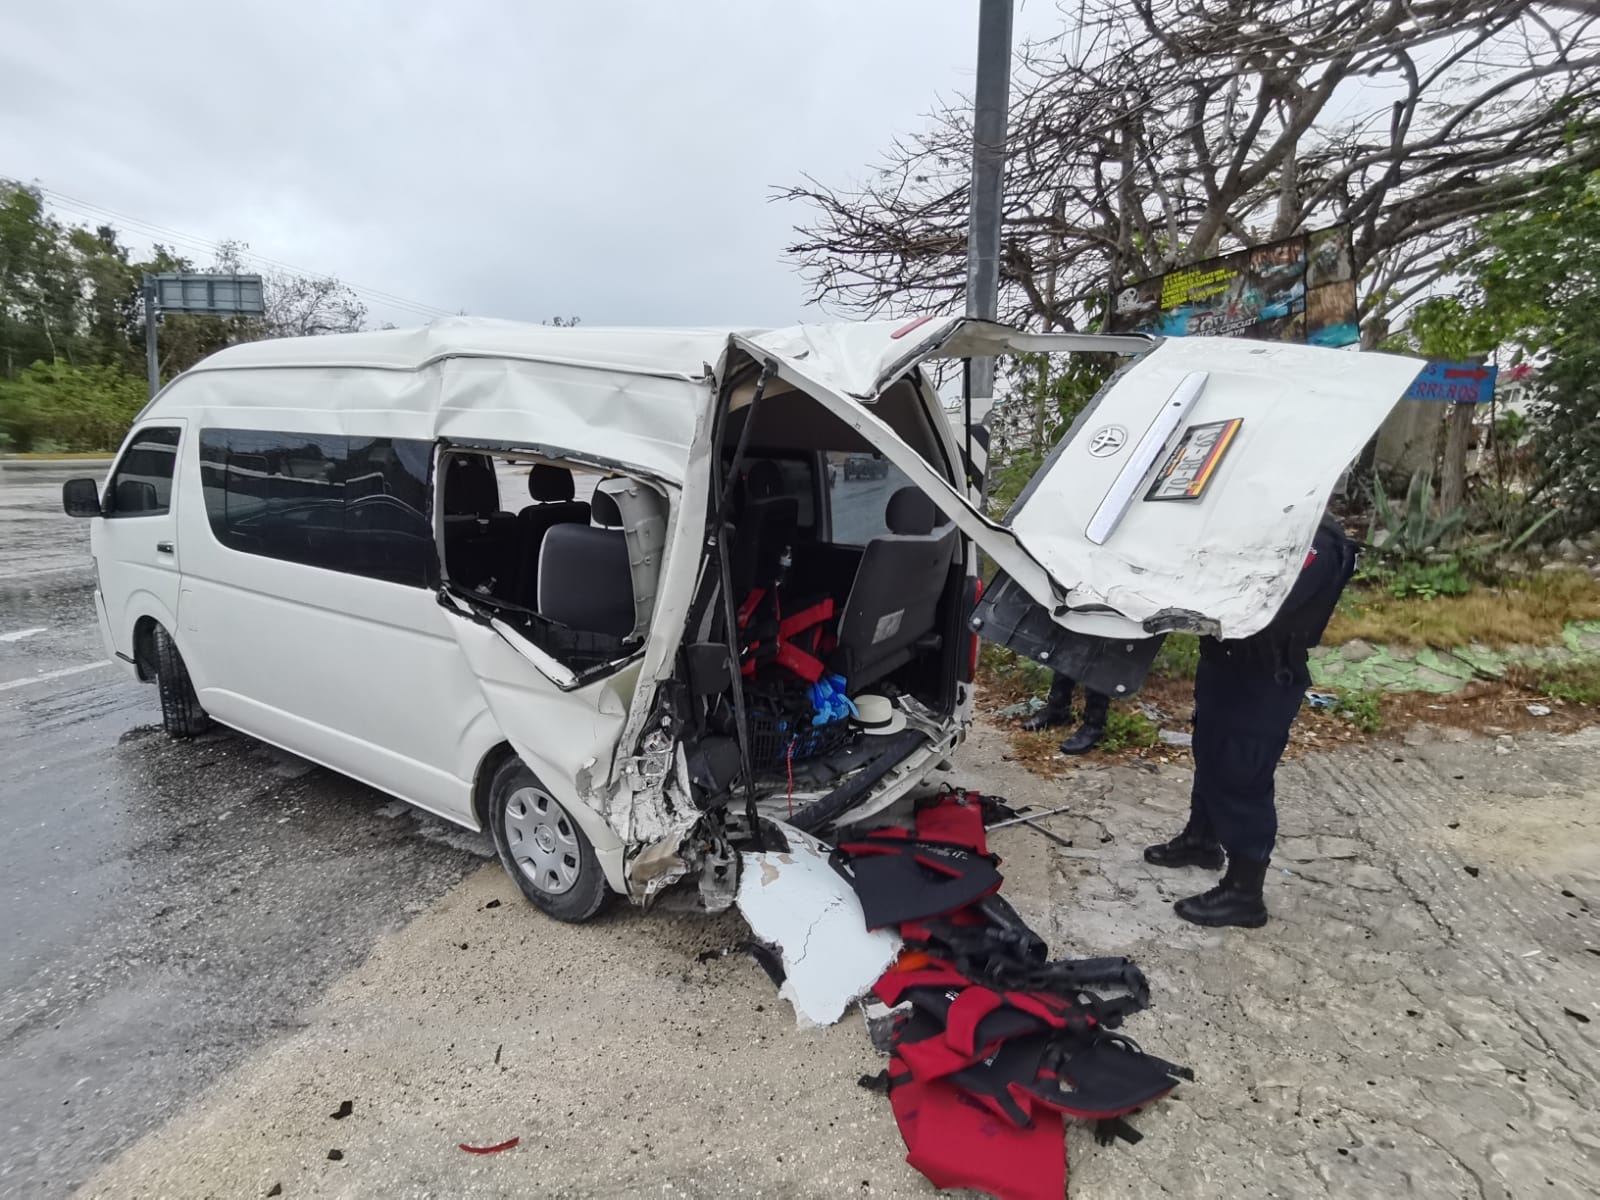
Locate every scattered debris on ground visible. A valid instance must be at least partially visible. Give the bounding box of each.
[457,1137,519,1155]
[758,787,1190,1197]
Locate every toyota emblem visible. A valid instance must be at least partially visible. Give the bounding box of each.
[1087,425,1128,457]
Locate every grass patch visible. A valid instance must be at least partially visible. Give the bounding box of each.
[1507,660,1600,704]
[1100,706,1159,751]
[1327,568,1600,649]
[1151,632,1200,680]
[977,643,1053,706]
[1328,689,1383,734]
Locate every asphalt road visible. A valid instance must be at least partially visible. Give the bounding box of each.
[0,468,488,1194]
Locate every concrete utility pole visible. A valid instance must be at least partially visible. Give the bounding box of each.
[965,0,1015,495]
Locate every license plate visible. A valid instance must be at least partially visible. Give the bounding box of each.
[1145,418,1243,502]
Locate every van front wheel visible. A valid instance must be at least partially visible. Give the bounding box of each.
[152,625,210,739]
[487,758,607,923]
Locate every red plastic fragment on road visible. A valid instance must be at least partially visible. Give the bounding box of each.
[458,1137,520,1155]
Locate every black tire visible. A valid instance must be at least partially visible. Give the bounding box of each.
[487,757,608,923]
[152,625,210,739]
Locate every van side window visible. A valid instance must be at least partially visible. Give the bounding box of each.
[199,430,434,586]
[827,457,913,545]
[105,426,181,517]
[343,438,434,585]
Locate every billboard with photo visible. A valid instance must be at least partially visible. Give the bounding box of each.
[1107,225,1358,347]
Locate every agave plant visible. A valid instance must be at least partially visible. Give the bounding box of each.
[1366,471,1466,561]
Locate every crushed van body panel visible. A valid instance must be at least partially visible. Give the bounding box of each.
[742,321,1424,642]
[736,823,903,1027]
[999,337,1425,638]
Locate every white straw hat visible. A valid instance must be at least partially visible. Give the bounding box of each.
[852,694,907,736]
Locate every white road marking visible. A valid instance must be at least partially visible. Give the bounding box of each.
[0,660,114,693]
[0,627,48,642]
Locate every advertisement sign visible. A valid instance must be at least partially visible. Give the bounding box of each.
[1401,361,1498,404]
[1108,226,1358,347]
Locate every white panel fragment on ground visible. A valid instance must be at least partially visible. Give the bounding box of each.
[736,821,902,1028]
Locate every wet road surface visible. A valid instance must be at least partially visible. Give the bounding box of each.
[0,469,489,1194]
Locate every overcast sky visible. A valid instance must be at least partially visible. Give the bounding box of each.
[1,1,1060,331]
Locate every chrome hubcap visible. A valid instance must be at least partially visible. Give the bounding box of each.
[503,786,581,895]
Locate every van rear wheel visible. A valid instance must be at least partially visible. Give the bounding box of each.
[152,625,210,739]
[487,758,607,923]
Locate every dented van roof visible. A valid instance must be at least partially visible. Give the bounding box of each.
[186,317,754,381]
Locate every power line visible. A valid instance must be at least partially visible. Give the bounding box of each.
[40,188,457,320]
[37,186,460,321]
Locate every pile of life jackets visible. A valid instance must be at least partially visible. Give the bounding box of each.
[831,788,1192,1200]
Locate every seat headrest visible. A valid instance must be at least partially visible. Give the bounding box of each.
[444,455,499,516]
[529,464,576,502]
[744,459,782,500]
[591,489,623,528]
[886,487,936,536]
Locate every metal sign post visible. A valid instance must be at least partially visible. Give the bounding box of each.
[964,0,1014,501]
[142,272,266,398]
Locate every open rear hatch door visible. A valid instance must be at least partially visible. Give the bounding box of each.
[733,319,1423,692]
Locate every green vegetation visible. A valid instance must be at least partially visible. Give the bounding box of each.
[1328,689,1383,734]
[1100,705,1159,752]
[1357,560,1474,601]
[0,181,366,453]
[0,361,148,453]
[986,351,1113,518]
[1150,632,1200,680]
[1510,660,1600,705]
[1329,568,1600,649]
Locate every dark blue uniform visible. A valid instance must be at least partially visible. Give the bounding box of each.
[1185,517,1354,864]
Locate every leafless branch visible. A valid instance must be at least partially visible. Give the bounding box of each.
[776,0,1600,330]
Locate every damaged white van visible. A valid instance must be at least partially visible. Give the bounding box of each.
[63,317,1421,921]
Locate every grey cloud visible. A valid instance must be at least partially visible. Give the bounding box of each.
[0,0,1060,331]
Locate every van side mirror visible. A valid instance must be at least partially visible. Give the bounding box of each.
[62,478,102,518]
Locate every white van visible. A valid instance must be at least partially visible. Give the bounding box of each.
[62,317,1420,921]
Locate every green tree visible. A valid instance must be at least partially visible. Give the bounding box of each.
[987,350,1114,515]
[1432,155,1600,530]
[0,360,148,452]
[0,183,81,376]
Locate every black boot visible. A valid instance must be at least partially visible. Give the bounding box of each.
[1143,824,1225,870]
[1058,720,1105,755]
[1022,705,1073,732]
[1174,857,1270,928]
[1021,674,1075,732]
[1058,690,1108,754]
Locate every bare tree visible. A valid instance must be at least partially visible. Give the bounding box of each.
[213,240,366,338]
[778,0,1600,346]
[263,271,366,337]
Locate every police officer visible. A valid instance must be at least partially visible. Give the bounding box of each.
[1020,672,1110,754]
[1143,513,1356,928]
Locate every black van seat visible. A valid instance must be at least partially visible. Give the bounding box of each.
[728,460,799,597]
[442,455,515,589]
[512,465,591,607]
[831,488,956,691]
[537,489,634,638]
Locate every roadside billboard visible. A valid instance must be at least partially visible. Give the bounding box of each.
[1108,226,1358,347]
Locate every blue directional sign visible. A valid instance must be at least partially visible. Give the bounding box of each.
[1403,361,1498,404]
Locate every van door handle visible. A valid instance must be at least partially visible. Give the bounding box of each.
[156,541,174,554]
